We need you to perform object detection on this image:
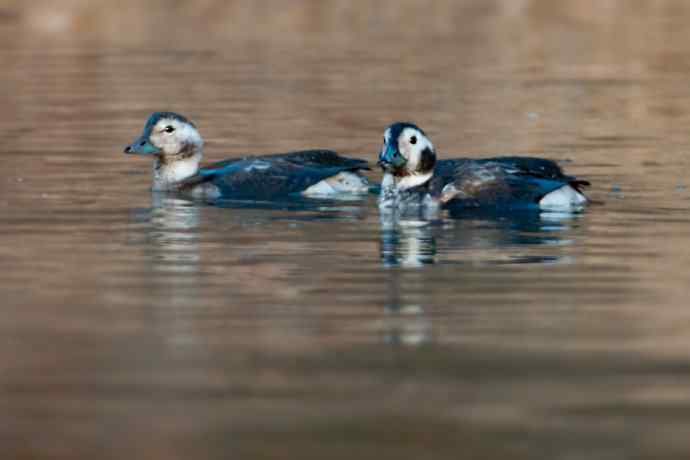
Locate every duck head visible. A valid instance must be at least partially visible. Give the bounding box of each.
[378,122,436,190]
[124,112,204,190]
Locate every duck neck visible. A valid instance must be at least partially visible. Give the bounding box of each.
[152,146,203,191]
[379,170,433,206]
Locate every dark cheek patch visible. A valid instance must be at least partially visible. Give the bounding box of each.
[155,154,167,168]
[418,147,436,173]
[179,142,195,159]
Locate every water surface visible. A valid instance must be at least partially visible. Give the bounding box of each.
[3,1,690,459]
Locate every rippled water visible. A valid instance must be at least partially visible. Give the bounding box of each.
[3,1,690,459]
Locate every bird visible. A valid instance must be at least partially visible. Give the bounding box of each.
[123,112,370,200]
[376,122,589,212]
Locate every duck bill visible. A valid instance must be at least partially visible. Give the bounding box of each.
[124,136,162,155]
[377,144,407,173]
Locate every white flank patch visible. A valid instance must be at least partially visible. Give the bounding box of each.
[539,185,587,210]
[188,183,222,200]
[302,172,369,196]
[302,179,337,195]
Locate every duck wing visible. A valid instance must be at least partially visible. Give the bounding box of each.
[264,150,370,170]
[485,156,590,191]
[179,150,369,199]
[435,157,589,208]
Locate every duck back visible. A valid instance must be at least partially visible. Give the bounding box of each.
[432,156,589,209]
[179,150,369,200]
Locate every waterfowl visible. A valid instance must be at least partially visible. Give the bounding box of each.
[124,112,370,200]
[377,122,589,212]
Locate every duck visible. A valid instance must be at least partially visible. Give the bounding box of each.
[376,122,590,212]
[124,112,370,200]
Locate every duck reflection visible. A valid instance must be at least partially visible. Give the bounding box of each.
[379,207,584,268]
[143,194,201,274]
[380,215,437,268]
[127,195,204,346]
[380,267,433,346]
[382,303,433,346]
[128,194,202,298]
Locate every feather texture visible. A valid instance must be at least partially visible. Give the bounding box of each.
[431,157,589,208]
[178,150,370,199]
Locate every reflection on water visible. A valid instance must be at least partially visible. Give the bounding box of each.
[382,304,433,347]
[146,195,201,272]
[214,194,371,219]
[380,253,434,345]
[380,209,583,268]
[380,218,437,268]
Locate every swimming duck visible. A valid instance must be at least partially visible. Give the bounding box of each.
[377,122,590,212]
[124,112,370,200]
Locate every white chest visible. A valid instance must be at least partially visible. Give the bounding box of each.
[153,158,200,191]
[395,172,434,191]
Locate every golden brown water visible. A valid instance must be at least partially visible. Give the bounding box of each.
[3,1,690,458]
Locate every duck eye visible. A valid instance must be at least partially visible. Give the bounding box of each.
[163,126,175,133]
[410,136,417,145]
